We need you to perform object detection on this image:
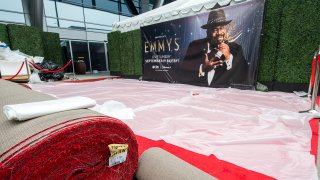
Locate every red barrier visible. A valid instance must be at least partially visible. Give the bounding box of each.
[29,60,72,73]
[3,62,25,80]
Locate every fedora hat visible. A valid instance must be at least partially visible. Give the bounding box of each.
[201,9,232,29]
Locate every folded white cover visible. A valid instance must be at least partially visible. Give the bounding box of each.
[3,96,96,121]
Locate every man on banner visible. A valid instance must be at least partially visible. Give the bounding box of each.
[180,9,248,88]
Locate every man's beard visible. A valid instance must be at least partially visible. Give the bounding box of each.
[209,36,225,48]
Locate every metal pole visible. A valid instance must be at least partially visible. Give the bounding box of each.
[87,42,92,73]
[104,42,109,72]
[25,58,30,80]
[310,49,320,112]
[69,40,77,80]
[308,51,318,99]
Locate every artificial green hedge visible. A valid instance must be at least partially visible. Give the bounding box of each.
[275,0,320,83]
[258,0,320,84]
[0,23,10,46]
[121,31,134,75]
[132,29,143,76]
[258,0,283,82]
[107,31,122,73]
[41,32,63,66]
[7,24,44,57]
[108,30,142,76]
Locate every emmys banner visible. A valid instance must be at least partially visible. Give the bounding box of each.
[141,0,265,88]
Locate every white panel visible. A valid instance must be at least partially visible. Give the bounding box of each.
[84,8,119,25]
[0,11,25,23]
[86,31,108,42]
[56,2,84,21]
[1,0,24,12]
[113,0,241,32]
[43,0,57,17]
[47,27,86,40]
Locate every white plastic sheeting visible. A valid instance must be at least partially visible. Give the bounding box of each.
[0,42,43,78]
[30,79,317,180]
[90,100,135,120]
[0,42,44,63]
[112,0,247,32]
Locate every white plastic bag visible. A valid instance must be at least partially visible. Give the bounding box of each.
[28,69,43,84]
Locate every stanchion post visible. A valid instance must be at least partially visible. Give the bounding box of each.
[71,58,77,80]
[311,57,318,111]
[310,48,320,113]
[307,51,317,99]
[69,40,78,81]
[25,58,30,80]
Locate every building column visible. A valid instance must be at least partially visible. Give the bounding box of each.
[22,0,44,31]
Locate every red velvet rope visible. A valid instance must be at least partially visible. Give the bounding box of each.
[29,60,72,73]
[3,62,25,80]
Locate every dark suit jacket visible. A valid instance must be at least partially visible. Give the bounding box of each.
[179,38,248,88]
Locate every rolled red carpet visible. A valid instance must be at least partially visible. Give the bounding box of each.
[0,116,138,179]
[0,79,138,179]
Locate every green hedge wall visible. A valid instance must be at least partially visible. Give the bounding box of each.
[41,32,63,66]
[121,31,136,75]
[258,0,283,82]
[108,30,143,76]
[258,0,320,84]
[275,0,320,83]
[0,24,10,46]
[107,31,122,73]
[7,24,44,57]
[132,29,143,76]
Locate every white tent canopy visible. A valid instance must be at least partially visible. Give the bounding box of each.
[112,0,248,32]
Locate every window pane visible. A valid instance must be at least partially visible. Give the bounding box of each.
[46,17,59,27]
[89,42,106,71]
[62,0,82,5]
[1,0,23,12]
[44,0,57,17]
[59,19,85,29]
[95,0,118,13]
[86,23,112,32]
[71,41,90,72]
[60,40,73,73]
[57,2,84,22]
[83,0,92,6]
[121,4,131,16]
[84,8,119,26]
[0,11,25,23]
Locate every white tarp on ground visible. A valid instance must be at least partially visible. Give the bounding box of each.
[112,0,247,32]
[0,42,43,77]
[30,79,317,180]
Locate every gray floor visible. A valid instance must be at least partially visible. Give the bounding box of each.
[64,72,118,81]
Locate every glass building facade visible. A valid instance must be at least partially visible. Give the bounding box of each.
[0,0,171,74]
[43,0,140,32]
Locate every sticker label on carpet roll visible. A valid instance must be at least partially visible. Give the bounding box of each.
[108,144,128,167]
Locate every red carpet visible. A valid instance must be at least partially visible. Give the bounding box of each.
[0,116,138,179]
[136,118,318,180]
[310,118,319,163]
